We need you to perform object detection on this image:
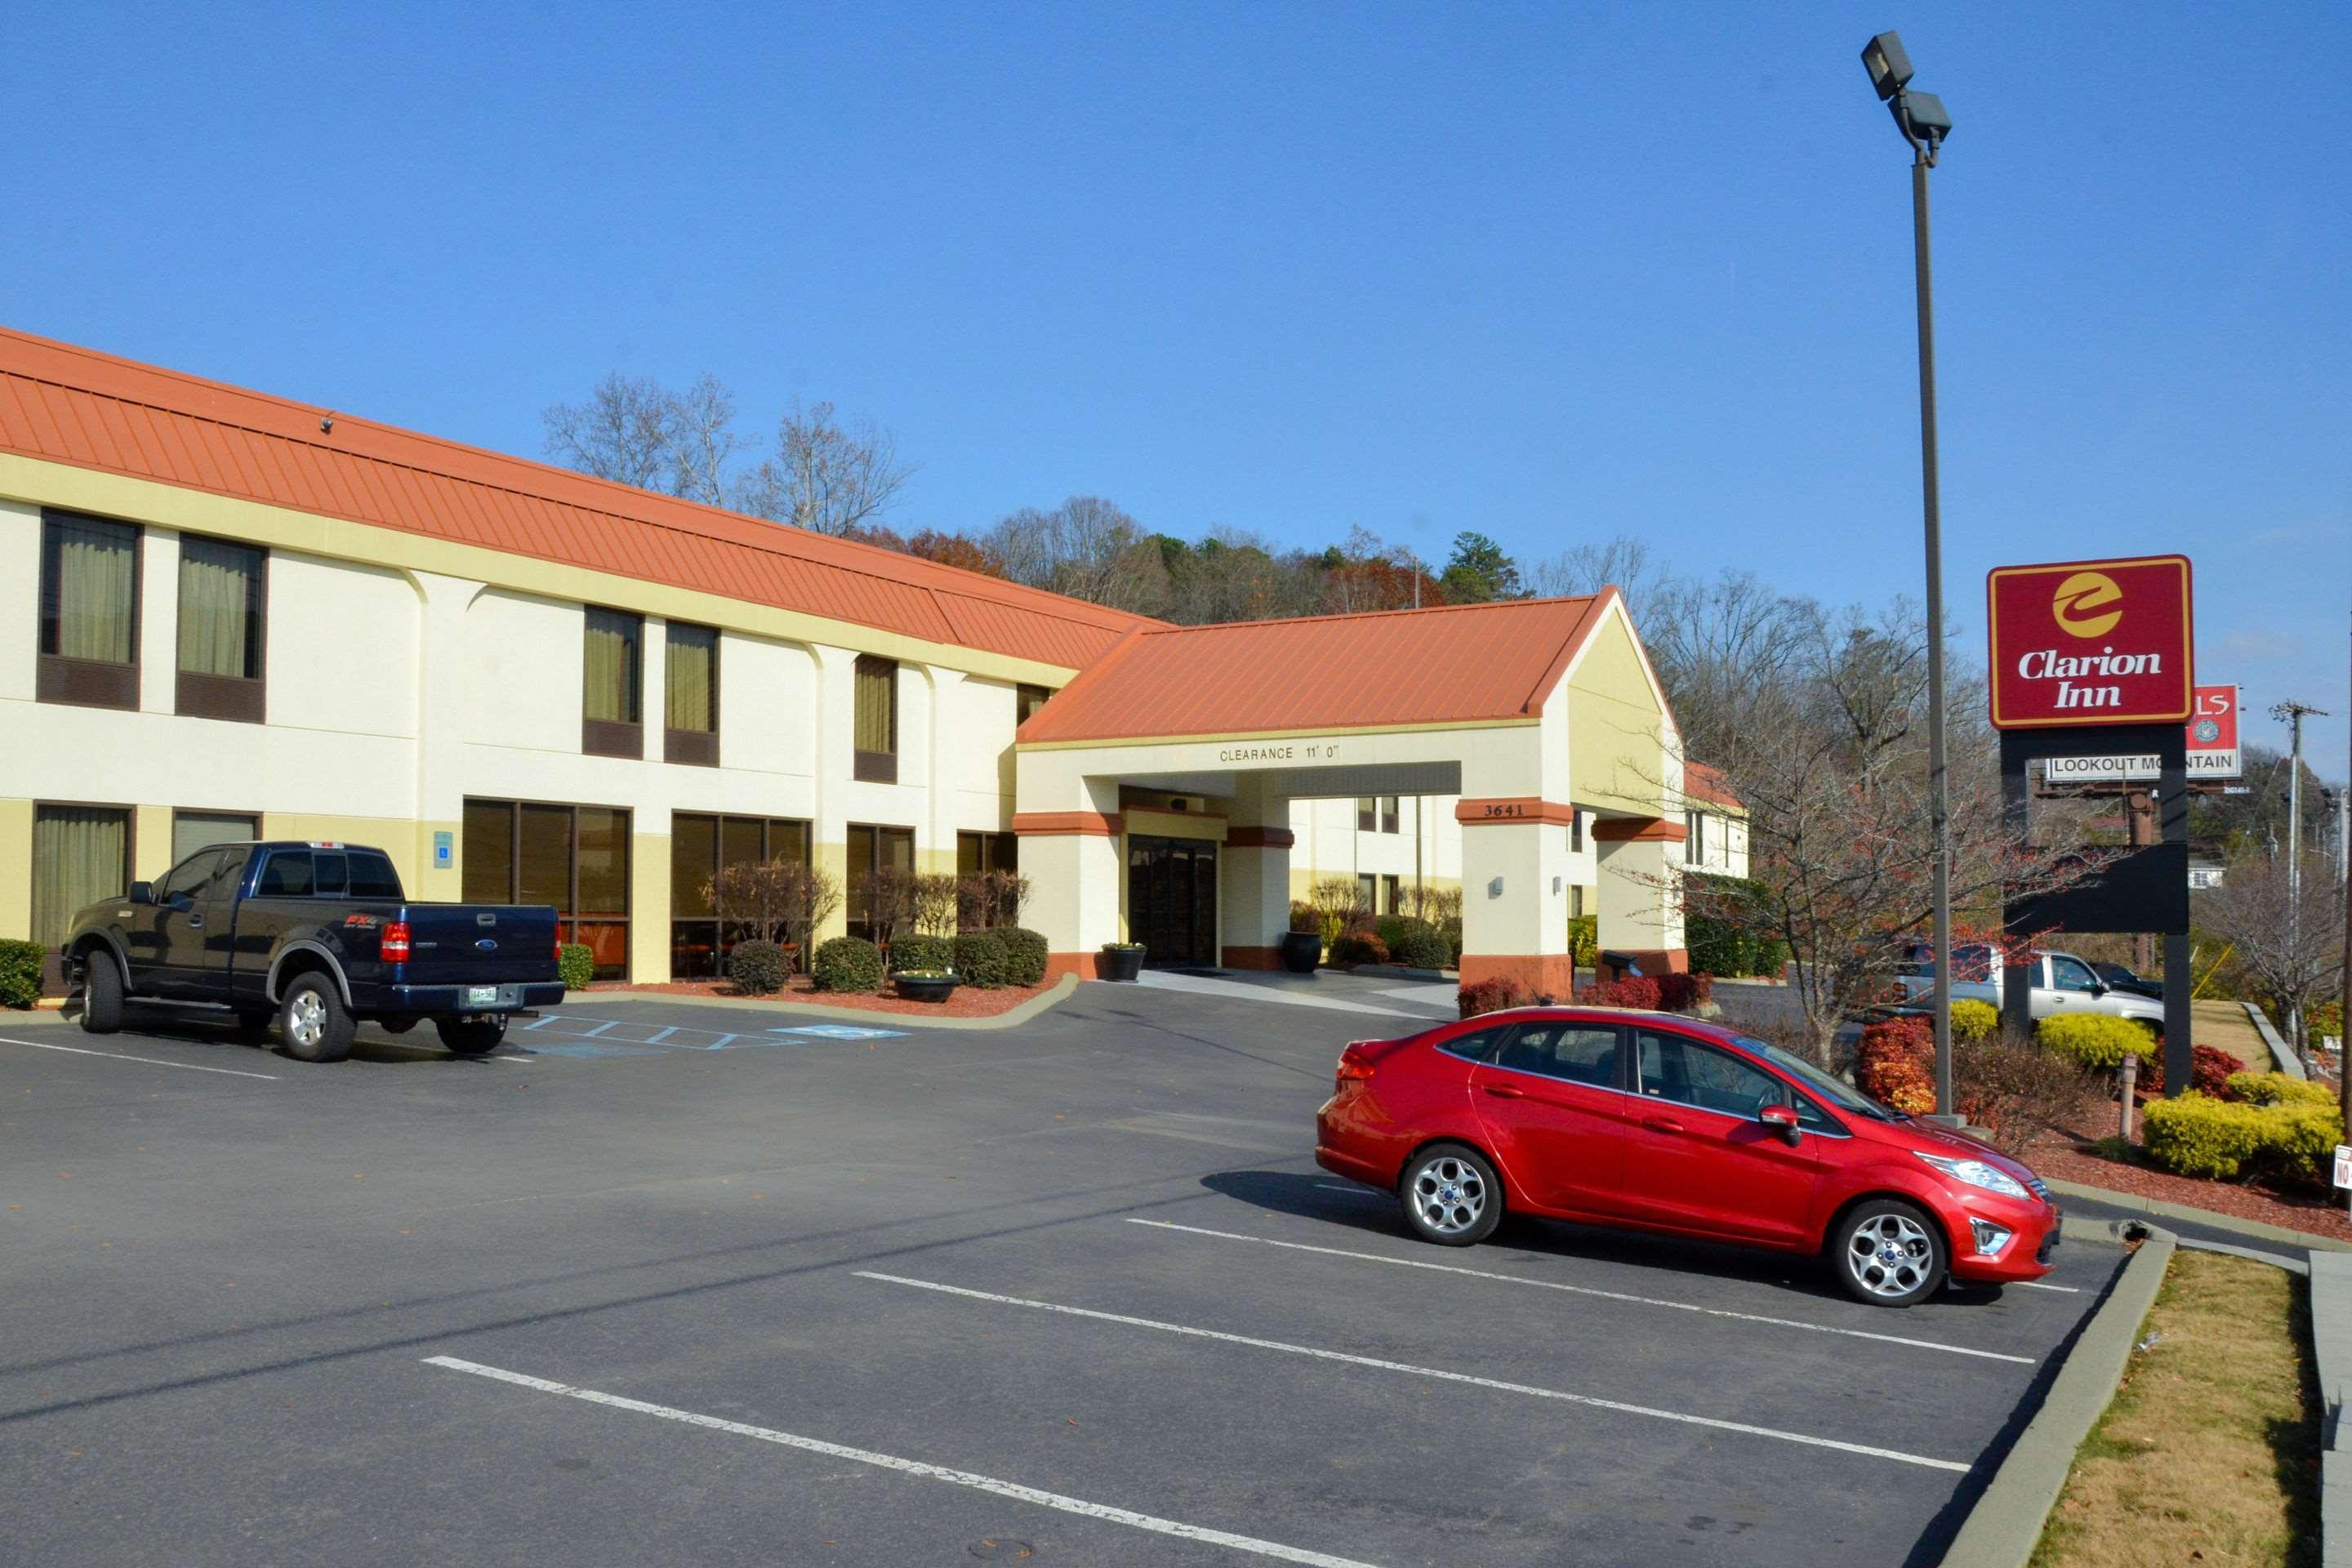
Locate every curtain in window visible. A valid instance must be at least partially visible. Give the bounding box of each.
[32,807,129,949]
[46,520,136,663]
[666,625,715,733]
[172,811,259,865]
[853,657,894,753]
[178,539,261,678]
[584,610,639,724]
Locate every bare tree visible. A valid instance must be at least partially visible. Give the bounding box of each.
[912,873,962,938]
[542,372,680,492]
[2200,852,2344,1058]
[666,372,751,506]
[981,497,1169,615]
[735,399,912,536]
[1525,534,1662,611]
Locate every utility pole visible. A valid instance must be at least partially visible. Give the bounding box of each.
[2274,698,2328,1053]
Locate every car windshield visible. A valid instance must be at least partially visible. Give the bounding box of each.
[1736,1036,1895,1122]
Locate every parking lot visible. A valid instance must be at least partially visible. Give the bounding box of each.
[0,979,2122,1567]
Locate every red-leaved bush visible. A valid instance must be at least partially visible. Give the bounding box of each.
[1655,972,1715,1012]
[1458,976,1531,1019]
[1576,977,1663,1010]
[2135,1042,2238,1099]
[1328,931,1389,967]
[1856,1016,1937,1116]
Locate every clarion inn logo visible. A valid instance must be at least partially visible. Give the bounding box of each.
[1986,555,2194,731]
[2049,570,2123,638]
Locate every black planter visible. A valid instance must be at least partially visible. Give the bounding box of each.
[1278,931,1323,974]
[1099,947,1145,982]
[890,973,960,1004]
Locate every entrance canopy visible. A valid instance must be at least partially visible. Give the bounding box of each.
[1012,593,1693,987]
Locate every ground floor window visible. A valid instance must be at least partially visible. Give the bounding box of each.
[32,804,133,952]
[172,809,261,865]
[1381,874,1401,915]
[845,823,915,943]
[1570,884,1586,918]
[670,813,812,979]
[463,799,631,978]
[1356,871,1376,915]
[956,831,1018,930]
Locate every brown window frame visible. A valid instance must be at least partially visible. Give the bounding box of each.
[581,608,644,760]
[36,512,142,712]
[669,813,812,978]
[663,621,720,767]
[1356,796,1376,833]
[1379,795,1401,835]
[853,655,899,784]
[30,800,137,994]
[174,534,269,724]
[461,796,634,978]
[171,808,264,866]
[1016,683,1052,727]
[845,822,916,942]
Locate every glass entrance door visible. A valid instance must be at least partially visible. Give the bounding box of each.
[1125,835,1218,967]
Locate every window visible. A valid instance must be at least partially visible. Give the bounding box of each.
[1017,684,1053,726]
[1637,1030,1786,1120]
[1380,796,1400,834]
[1496,1022,1621,1088]
[2049,955,2100,993]
[1356,872,1376,914]
[853,656,898,782]
[1356,796,1376,832]
[1381,874,1401,915]
[664,621,719,765]
[1436,1025,1512,1063]
[31,804,133,951]
[1685,810,1706,865]
[176,536,266,722]
[37,514,140,710]
[669,813,811,978]
[845,822,915,942]
[172,810,261,865]
[1570,809,1583,854]
[256,849,395,899]
[956,831,1019,930]
[581,608,644,759]
[1569,884,1585,918]
[463,799,633,978]
[155,846,235,906]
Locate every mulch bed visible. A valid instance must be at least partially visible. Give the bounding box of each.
[2025,1125,2352,1244]
[590,976,1057,1019]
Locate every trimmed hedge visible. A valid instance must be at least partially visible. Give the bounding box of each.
[557,942,595,991]
[2139,1043,2238,1098]
[2143,1089,2342,1184]
[1655,971,1714,1012]
[2228,1071,2338,1111]
[1390,928,1452,970]
[728,939,790,996]
[889,933,956,975]
[1459,975,1530,1019]
[1950,999,1999,1042]
[1577,977,1663,1010]
[953,930,1012,988]
[2036,1012,2157,1070]
[1374,915,1434,951]
[997,926,1049,987]
[812,937,884,993]
[1329,931,1389,967]
[0,939,44,1009]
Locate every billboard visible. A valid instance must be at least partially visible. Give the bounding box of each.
[1987,555,2194,729]
[2038,684,2243,783]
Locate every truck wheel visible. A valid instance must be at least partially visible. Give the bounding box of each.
[435,1018,506,1057]
[79,952,124,1035]
[278,974,354,1063]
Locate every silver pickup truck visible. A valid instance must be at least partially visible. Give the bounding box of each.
[1895,943,2167,1034]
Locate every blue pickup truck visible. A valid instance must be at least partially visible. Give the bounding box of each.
[61,840,564,1063]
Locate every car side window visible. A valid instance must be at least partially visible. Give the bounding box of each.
[154,849,224,903]
[193,849,247,905]
[1494,1023,1621,1088]
[256,851,314,898]
[1637,1031,1786,1120]
[1792,1089,1840,1133]
[2049,956,2099,993]
[1435,1025,1510,1064]
[346,852,401,899]
[310,852,350,898]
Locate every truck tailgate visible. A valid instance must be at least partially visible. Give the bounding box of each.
[399,905,560,985]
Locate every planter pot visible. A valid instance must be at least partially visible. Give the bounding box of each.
[890,973,960,1004]
[1278,931,1324,974]
[1099,947,1145,982]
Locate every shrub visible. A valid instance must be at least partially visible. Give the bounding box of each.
[2144,1089,2344,1186]
[952,930,1012,988]
[0,938,47,1009]
[2036,1012,2158,1071]
[1288,901,1321,934]
[997,927,1049,987]
[556,942,595,991]
[728,939,791,996]
[1577,976,1663,1010]
[1459,975,1530,1019]
[2136,1043,2238,1098]
[1655,972,1714,1013]
[889,933,956,975]
[1949,999,1999,1042]
[1682,874,1787,978]
[1951,1035,2096,1156]
[1857,1017,1936,1116]
[2227,1071,2337,1111]
[1390,928,1452,970]
[1566,915,1597,969]
[1329,931,1390,967]
[812,937,884,993]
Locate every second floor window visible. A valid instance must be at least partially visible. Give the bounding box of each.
[38,512,140,710]
[1017,683,1052,726]
[582,608,644,758]
[1686,810,1706,863]
[1380,795,1400,834]
[854,655,898,782]
[664,621,719,766]
[1356,796,1376,832]
[177,536,266,722]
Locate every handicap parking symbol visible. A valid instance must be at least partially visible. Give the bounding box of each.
[768,1024,908,1040]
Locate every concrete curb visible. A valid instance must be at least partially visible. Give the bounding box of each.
[579,972,1079,1032]
[2243,1000,2308,1080]
[2309,1253,2351,1568]
[2045,1176,2352,1253]
[1940,1223,2176,1568]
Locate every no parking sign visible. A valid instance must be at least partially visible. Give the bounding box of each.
[2335,1143,2352,1191]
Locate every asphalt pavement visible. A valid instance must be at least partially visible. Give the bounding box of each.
[0,978,2119,1567]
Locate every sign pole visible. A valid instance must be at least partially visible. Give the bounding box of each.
[1911,148,1956,1121]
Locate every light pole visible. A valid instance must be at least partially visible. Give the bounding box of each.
[2273,697,2328,1052]
[1861,31,1959,1118]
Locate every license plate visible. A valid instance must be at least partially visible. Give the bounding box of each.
[466,986,500,1007]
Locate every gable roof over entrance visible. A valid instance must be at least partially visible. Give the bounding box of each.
[0,327,1149,672]
[1015,594,1613,746]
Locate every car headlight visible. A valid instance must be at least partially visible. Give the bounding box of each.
[1916,1152,2029,1199]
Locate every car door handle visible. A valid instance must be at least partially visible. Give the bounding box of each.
[1484,1084,1526,1099]
[1642,1116,1685,1134]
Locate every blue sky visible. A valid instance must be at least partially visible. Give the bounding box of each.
[10,2,2346,765]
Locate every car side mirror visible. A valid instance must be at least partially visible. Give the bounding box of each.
[128,882,154,906]
[1759,1102,1802,1145]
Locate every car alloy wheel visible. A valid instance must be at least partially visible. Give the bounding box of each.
[1846,1211,1936,1300]
[1408,1153,1489,1237]
[287,990,327,1052]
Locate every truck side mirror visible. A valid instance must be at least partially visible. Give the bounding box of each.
[128,881,154,906]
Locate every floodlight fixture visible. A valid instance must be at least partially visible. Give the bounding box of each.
[1861,32,1913,100]
[1900,91,1953,144]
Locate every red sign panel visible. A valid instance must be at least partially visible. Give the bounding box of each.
[1987,555,2193,729]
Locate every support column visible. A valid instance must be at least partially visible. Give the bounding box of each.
[1592,817,1688,976]
[1221,781,1293,969]
[1456,800,1577,997]
[1015,802,1124,980]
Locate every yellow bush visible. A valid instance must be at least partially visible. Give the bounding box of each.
[1951,999,2000,1042]
[2037,1012,2157,1070]
[2226,1071,2336,1111]
[2144,1089,2344,1184]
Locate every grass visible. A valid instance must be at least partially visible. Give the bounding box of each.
[2195,999,2275,1072]
[2031,1250,2320,1568]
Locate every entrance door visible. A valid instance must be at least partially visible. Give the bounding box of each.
[1125,836,1218,966]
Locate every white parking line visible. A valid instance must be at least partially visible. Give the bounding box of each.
[1125,1218,2033,1364]
[853,1272,1971,1472]
[422,1356,1381,1568]
[0,1035,280,1080]
[2018,1281,2082,1294]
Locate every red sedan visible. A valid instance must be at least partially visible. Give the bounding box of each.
[1314,1006,2059,1307]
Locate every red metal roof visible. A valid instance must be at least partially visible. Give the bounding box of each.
[0,327,1149,671]
[1016,594,1612,745]
[1684,761,1744,812]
